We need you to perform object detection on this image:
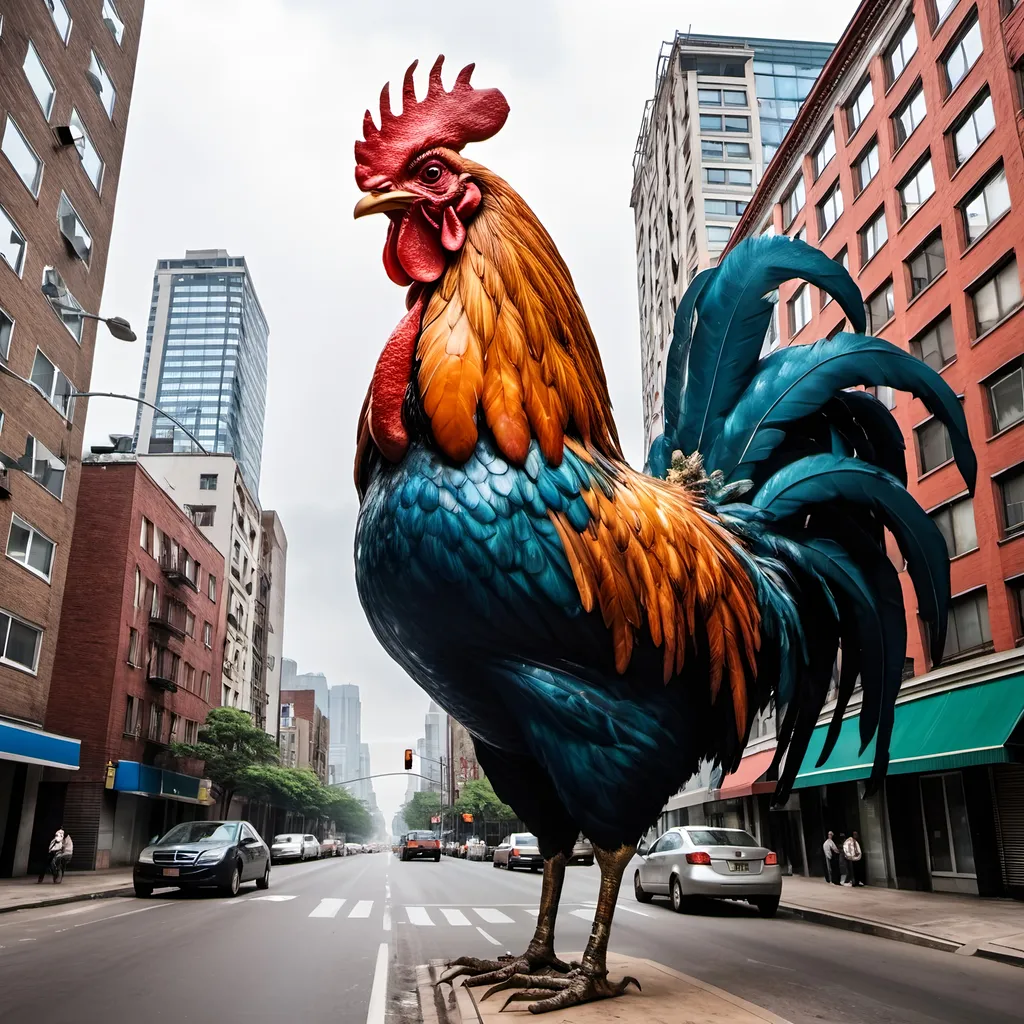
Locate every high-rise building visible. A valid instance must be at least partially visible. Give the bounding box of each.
[327,682,361,786]
[422,701,445,793]
[260,511,287,741]
[0,0,145,876]
[279,689,329,784]
[133,249,269,495]
[632,32,832,450]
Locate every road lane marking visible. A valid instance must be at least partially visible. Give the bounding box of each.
[349,900,373,918]
[248,894,297,903]
[473,908,514,924]
[365,942,389,1024]
[310,898,346,918]
[570,909,594,922]
[440,909,472,926]
[406,906,433,926]
[382,907,391,931]
[580,900,651,918]
[72,904,168,927]
[476,927,500,945]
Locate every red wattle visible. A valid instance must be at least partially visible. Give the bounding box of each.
[369,295,424,463]
[383,218,412,286]
[396,206,446,282]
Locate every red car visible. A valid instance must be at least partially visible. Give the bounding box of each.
[400,830,441,862]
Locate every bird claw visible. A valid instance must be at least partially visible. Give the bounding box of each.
[439,950,574,990]
[481,969,640,1013]
[437,956,512,986]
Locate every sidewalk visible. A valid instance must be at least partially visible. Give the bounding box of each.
[779,875,1024,967]
[0,869,135,914]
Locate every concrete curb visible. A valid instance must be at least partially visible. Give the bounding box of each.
[0,885,135,915]
[779,902,1024,968]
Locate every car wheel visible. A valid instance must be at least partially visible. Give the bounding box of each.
[256,861,271,890]
[492,857,500,868]
[220,863,242,898]
[434,854,441,862]
[755,895,780,918]
[670,875,688,913]
[133,882,153,898]
[633,870,653,904]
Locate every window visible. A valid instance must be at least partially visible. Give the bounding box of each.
[912,314,957,371]
[703,167,753,186]
[789,284,811,335]
[149,704,163,743]
[931,497,977,557]
[724,115,749,133]
[6,515,55,581]
[865,280,895,333]
[943,15,982,93]
[707,225,733,246]
[847,78,873,134]
[169,714,180,742]
[817,182,844,236]
[140,517,153,554]
[700,114,723,132]
[23,42,56,119]
[187,504,215,527]
[200,671,211,701]
[899,157,935,221]
[987,363,1024,433]
[69,109,103,191]
[822,249,849,309]
[961,166,1010,243]
[123,695,142,736]
[42,267,85,342]
[724,89,747,106]
[934,0,959,24]
[0,306,13,362]
[999,465,1024,534]
[0,205,27,276]
[920,772,977,876]
[25,436,66,499]
[854,140,879,193]
[185,610,196,638]
[127,627,141,667]
[45,0,73,42]
[203,621,213,647]
[813,129,836,178]
[698,89,722,106]
[907,234,946,298]
[704,199,747,217]
[916,418,953,473]
[860,208,888,263]
[726,142,750,159]
[133,567,141,608]
[199,473,218,490]
[149,581,159,617]
[942,589,991,658]
[183,662,196,693]
[184,720,198,744]
[2,117,43,196]
[784,177,805,227]
[57,193,93,264]
[952,90,995,167]
[30,350,75,421]
[970,258,1021,334]
[886,17,918,84]
[0,609,41,672]
[893,83,926,147]
[102,0,125,44]
[866,385,897,409]
[207,574,216,601]
[87,50,116,119]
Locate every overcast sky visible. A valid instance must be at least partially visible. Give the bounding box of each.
[86,0,858,829]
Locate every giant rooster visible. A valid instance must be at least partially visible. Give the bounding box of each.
[352,58,975,1012]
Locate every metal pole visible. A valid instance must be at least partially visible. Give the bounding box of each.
[71,392,212,454]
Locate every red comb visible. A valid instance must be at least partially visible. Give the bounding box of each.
[354,56,509,190]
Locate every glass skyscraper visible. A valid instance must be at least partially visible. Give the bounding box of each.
[134,250,269,494]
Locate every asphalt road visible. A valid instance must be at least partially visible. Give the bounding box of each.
[0,852,1020,1024]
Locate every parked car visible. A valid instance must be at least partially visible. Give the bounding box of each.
[400,830,441,862]
[345,842,364,856]
[465,837,487,861]
[319,837,341,857]
[492,832,542,871]
[270,833,320,862]
[633,826,782,917]
[134,820,270,898]
[571,834,594,866]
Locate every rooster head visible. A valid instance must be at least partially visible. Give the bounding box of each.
[353,56,509,286]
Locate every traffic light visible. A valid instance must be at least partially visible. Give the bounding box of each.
[462,812,473,823]
[404,748,413,770]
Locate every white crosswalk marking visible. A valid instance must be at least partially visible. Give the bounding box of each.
[309,898,346,918]
[570,908,594,922]
[349,900,373,918]
[440,908,472,926]
[406,906,434,926]
[473,907,515,924]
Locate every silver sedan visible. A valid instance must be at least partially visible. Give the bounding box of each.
[633,826,782,917]
[492,832,543,871]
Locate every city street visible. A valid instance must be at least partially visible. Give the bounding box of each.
[0,853,1020,1024]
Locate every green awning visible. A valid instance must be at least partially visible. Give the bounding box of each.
[793,673,1024,789]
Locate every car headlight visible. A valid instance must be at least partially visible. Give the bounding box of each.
[196,846,231,865]
[138,848,155,864]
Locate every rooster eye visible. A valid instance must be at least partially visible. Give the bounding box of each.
[420,163,443,184]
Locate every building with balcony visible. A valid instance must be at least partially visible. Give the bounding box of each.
[279,689,329,784]
[40,456,224,870]
[0,0,144,877]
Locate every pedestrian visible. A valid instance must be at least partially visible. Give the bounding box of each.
[843,831,864,886]
[57,830,73,882]
[822,830,840,885]
[37,828,64,884]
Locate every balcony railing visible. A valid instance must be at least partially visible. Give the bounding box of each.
[159,550,199,592]
[147,648,180,692]
[149,602,187,639]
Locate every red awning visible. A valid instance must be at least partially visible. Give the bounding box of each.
[719,749,777,801]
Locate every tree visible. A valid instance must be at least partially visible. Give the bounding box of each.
[323,787,373,841]
[171,707,279,812]
[454,777,516,823]
[403,790,441,830]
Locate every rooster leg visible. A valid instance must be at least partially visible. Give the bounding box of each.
[437,852,574,986]
[479,843,641,1013]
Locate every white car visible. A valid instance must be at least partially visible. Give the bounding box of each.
[271,833,320,863]
[465,837,487,861]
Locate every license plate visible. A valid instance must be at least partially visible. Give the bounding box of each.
[728,862,750,872]
[162,867,180,877]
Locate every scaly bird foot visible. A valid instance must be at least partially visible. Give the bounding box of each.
[437,950,577,988]
[479,968,640,1014]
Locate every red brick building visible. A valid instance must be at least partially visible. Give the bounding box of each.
[39,456,225,870]
[713,0,1024,897]
[0,1,144,875]
[279,689,329,785]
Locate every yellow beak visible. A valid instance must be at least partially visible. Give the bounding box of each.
[353,190,417,219]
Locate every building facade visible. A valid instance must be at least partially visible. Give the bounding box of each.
[0,0,144,876]
[279,689,328,784]
[632,33,832,451]
[654,0,1024,900]
[327,681,360,787]
[260,510,287,741]
[41,457,224,870]
[133,249,269,495]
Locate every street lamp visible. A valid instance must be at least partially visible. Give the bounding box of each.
[38,279,138,342]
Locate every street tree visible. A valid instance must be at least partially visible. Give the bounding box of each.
[403,790,441,830]
[454,777,516,823]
